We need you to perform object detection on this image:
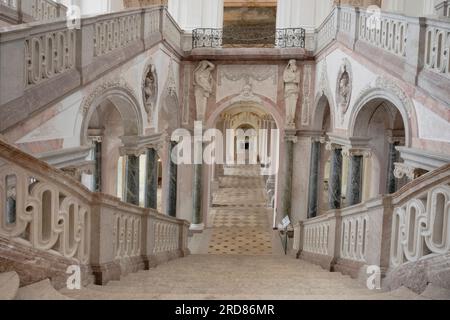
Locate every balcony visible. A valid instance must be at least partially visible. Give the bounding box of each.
[192,27,306,49]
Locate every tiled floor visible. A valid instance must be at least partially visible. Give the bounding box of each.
[208,165,274,255]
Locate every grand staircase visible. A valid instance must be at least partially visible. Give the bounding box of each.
[2,255,449,300]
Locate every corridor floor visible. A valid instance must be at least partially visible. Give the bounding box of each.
[207,165,275,255]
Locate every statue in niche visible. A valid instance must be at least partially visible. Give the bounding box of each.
[194,60,215,121]
[143,64,158,116]
[283,59,301,128]
[336,61,352,114]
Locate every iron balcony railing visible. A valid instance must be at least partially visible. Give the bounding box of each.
[192,27,306,49]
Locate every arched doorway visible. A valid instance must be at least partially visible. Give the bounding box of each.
[201,102,283,255]
[80,86,143,199]
[351,98,408,198]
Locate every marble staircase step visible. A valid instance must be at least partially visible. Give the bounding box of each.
[16,279,71,300]
[0,272,20,300]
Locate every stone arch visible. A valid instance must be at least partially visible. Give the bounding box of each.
[80,80,143,146]
[207,95,283,131]
[311,92,335,132]
[348,78,416,147]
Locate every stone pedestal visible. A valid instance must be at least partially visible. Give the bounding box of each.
[307,141,321,218]
[125,155,140,206]
[328,145,343,210]
[145,148,158,209]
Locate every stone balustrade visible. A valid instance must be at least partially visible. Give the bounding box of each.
[296,163,450,286]
[424,19,450,77]
[0,5,183,132]
[0,0,66,23]
[316,7,338,52]
[390,164,450,268]
[0,138,190,287]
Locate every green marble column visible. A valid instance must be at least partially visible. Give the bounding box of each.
[328,145,343,210]
[307,140,321,218]
[346,154,363,206]
[167,141,178,217]
[145,148,158,209]
[280,134,296,218]
[125,154,140,206]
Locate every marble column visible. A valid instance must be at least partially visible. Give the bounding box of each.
[280,132,296,218]
[346,154,363,206]
[167,141,178,217]
[145,148,158,209]
[191,131,204,230]
[386,142,399,194]
[307,140,321,218]
[328,144,343,210]
[93,140,102,192]
[125,154,140,206]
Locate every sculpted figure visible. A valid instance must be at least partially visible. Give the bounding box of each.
[143,65,157,114]
[283,59,301,127]
[194,60,215,121]
[339,66,350,106]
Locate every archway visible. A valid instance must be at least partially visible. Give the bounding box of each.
[80,85,143,198]
[202,100,282,255]
[351,98,408,197]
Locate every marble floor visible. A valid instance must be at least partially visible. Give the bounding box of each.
[207,165,276,255]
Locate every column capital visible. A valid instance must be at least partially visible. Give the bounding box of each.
[285,135,298,143]
[387,136,406,145]
[311,136,327,144]
[342,146,372,158]
[325,142,343,151]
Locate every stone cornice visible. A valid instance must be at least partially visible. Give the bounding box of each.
[397,147,450,172]
[36,146,92,169]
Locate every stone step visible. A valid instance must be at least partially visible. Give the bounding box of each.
[0,272,20,300]
[16,279,71,300]
[419,284,450,300]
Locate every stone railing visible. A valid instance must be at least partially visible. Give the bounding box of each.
[0,138,190,287]
[25,24,76,86]
[424,19,450,77]
[0,0,66,23]
[358,11,408,58]
[390,164,450,269]
[93,11,142,57]
[296,163,450,285]
[316,7,338,52]
[0,6,183,132]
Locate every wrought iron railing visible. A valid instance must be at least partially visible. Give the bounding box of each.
[276,28,306,48]
[192,28,223,48]
[192,27,306,49]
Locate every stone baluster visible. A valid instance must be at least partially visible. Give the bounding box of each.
[327,143,343,210]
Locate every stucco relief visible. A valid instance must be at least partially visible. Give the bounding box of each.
[336,58,352,115]
[216,65,278,103]
[142,62,158,120]
[284,59,301,129]
[194,60,215,121]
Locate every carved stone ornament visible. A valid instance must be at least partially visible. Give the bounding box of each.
[81,79,137,116]
[142,63,158,115]
[284,59,301,128]
[194,60,215,121]
[336,59,352,114]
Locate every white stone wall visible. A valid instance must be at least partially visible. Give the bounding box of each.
[168,0,224,30]
[276,0,334,29]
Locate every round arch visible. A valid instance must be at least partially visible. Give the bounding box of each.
[206,95,284,131]
[348,86,416,148]
[311,92,335,132]
[79,82,143,145]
